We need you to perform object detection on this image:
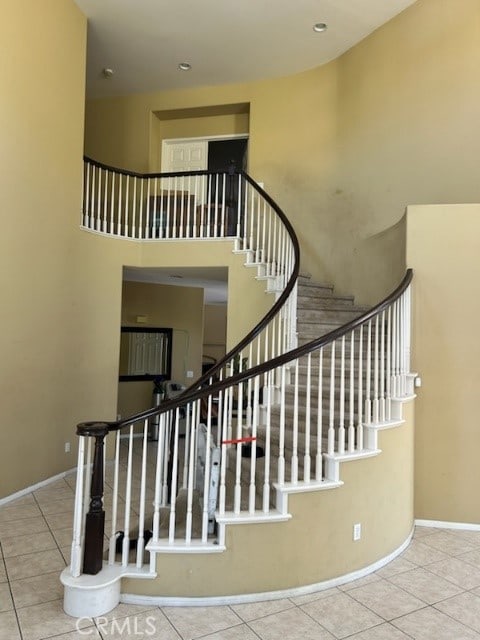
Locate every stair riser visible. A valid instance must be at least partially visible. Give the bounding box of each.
[297,309,365,324]
[297,295,355,309]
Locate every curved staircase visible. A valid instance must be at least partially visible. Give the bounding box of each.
[61,158,415,617]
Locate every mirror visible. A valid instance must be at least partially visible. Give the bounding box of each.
[119,327,172,381]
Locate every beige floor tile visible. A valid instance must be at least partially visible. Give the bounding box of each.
[347,578,425,621]
[0,610,21,640]
[230,598,294,622]
[98,608,180,640]
[43,512,75,531]
[288,587,341,606]
[419,531,477,556]
[94,602,158,622]
[16,598,94,640]
[447,529,480,547]
[60,546,71,565]
[388,567,464,604]
[5,549,65,581]
[434,591,480,633]
[338,573,383,592]
[346,623,412,639]
[200,623,263,639]
[162,605,242,640]
[10,571,63,609]
[51,528,73,547]
[0,504,42,524]
[301,592,382,639]
[400,539,450,566]
[38,498,75,516]
[426,557,480,590]
[0,516,49,540]
[43,630,102,639]
[1,531,57,559]
[413,526,439,539]
[0,584,13,613]
[0,495,35,507]
[392,605,480,639]
[0,561,6,584]
[376,557,417,578]
[249,606,334,640]
[457,549,480,569]
[33,488,74,506]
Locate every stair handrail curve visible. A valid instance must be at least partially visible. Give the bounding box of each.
[77,269,413,436]
[82,154,300,393]
[69,155,414,591]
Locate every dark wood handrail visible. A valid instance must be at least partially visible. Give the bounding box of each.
[77,269,412,436]
[78,157,300,436]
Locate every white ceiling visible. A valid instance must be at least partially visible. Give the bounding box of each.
[123,266,228,305]
[75,0,417,99]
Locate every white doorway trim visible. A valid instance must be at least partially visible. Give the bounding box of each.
[161,134,249,172]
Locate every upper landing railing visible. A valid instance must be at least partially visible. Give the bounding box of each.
[82,156,300,377]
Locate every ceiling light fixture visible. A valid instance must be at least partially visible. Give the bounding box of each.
[313,23,328,33]
[178,62,191,71]
[102,67,114,78]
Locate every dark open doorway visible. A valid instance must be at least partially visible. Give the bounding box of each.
[208,138,248,173]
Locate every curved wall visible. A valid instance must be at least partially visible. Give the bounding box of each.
[123,403,414,598]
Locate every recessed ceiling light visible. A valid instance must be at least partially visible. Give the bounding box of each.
[102,67,114,78]
[313,23,328,33]
[178,62,191,71]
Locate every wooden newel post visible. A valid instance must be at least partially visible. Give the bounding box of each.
[81,423,109,575]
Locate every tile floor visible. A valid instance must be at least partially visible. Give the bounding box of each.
[1,477,480,639]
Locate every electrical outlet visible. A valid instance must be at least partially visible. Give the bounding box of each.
[186,370,194,378]
[353,523,361,541]
[65,442,71,453]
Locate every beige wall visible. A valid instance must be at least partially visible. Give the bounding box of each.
[0,0,88,498]
[407,204,480,524]
[152,113,249,172]
[124,405,414,596]
[203,304,227,366]
[85,0,480,306]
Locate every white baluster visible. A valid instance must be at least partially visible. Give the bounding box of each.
[304,354,311,482]
[316,348,323,481]
[121,424,134,567]
[386,307,392,421]
[348,331,355,453]
[380,310,386,422]
[135,419,149,568]
[150,413,166,571]
[107,431,121,565]
[185,402,197,543]
[357,325,364,450]
[168,410,180,543]
[263,370,272,512]
[373,315,379,423]
[248,375,260,513]
[339,336,345,454]
[278,364,286,484]
[365,321,372,424]
[70,436,86,577]
[327,341,336,455]
[102,169,108,233]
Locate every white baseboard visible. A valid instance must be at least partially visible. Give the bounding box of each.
[121,527,414,608]
[0,467,77,507]
[415,518,480,532]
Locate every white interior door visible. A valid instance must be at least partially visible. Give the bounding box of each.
[162,140,208,172]
[162,140,208,205]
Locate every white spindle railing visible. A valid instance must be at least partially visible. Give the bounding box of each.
[68,157,413,595]
[68,272,412,582]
